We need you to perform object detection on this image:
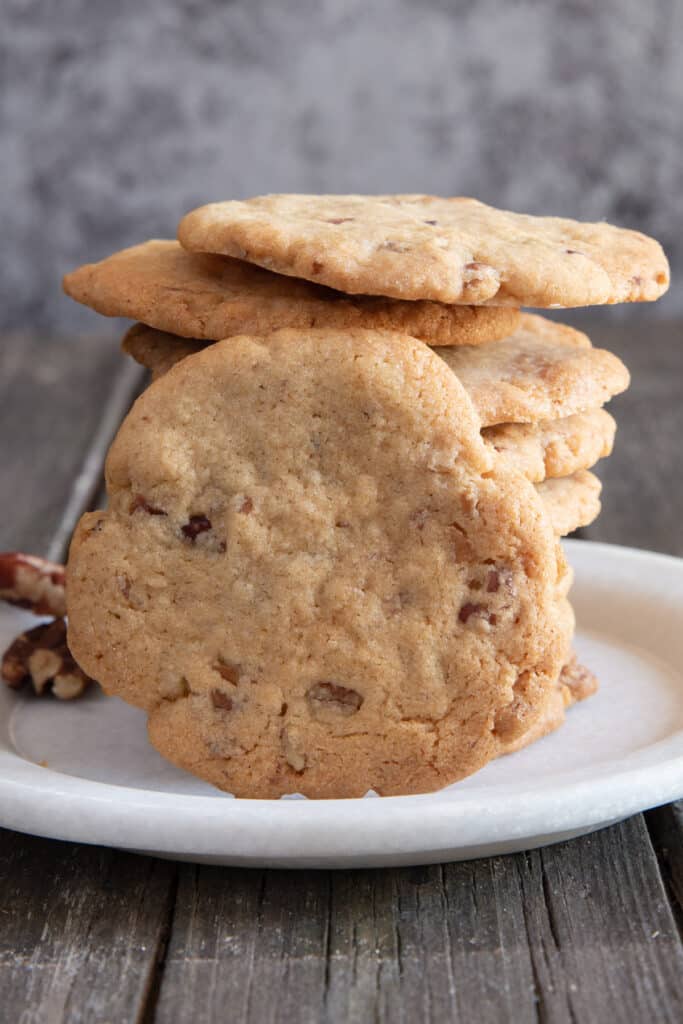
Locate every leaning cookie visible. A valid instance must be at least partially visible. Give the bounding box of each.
[68,328,570,799]
[178,193,669,306]
[63,239,519,347]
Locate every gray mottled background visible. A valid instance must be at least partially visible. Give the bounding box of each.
[2,0,681,334]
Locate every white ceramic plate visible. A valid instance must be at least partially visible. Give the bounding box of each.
[1,540,683,868]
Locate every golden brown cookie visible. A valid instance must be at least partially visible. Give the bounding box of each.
[124,315,630,429]
[67,328,570,799]
[437,314,629,425]
[121,324,202,381]
[498,653,598,756]
[178,194,669,306]
[63,239,519,346]
[125,329,616,488]
[483,409,616,483]
[536,470,602,536]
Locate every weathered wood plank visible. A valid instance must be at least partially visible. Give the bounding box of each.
[520,818,683,1023]
[647,803,683,935]
[0,829,176,1024]
[154,821,683,1023]
[0,333,143,558]
[153,866,330,1024]
[0,332,165,1024]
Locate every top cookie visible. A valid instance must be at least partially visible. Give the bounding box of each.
[67,327,568,798]
[62,240,518,347]
[178,194,669,307]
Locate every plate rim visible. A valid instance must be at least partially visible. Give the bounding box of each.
[1,539,683,864]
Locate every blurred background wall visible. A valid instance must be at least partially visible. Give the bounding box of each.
[2,0,681,334]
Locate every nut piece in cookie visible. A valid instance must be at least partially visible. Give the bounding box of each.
[178,194,669,306]
[67,328,571,798]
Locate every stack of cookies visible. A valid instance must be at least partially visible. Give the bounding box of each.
[62,195,668,798]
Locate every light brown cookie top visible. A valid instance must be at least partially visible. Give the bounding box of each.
[67,327,569,799]
[483,408,616,483]
[178,194,669,306]
[438,314,629,425]
[62,239,519,347]
[536,470,602,536]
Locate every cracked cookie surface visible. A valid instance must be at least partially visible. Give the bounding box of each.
[178,194,669,306]
[67,328,570,798]
[63,239,519,347]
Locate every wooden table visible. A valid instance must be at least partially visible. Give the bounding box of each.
[0,322,682,1023]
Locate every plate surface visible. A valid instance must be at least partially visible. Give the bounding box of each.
[1,540,683,868]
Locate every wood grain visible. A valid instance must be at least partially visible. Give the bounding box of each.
[0,333,143,558]
[0,830,175,1024]
[0,333,161,1023]
[153,820,683,1023]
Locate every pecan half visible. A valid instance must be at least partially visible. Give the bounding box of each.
[213,657,241,684]
[306,681,363,716]
[458,602,497,626]
[1,618,93,699]
[0,553,66,617]
[211,688,234,711]
[181,515,212,541]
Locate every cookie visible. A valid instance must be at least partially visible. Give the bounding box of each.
[438,314,629,425]
[124,315,630,429]
[483,408,616,483]
[121,324,202,381]
[178,194,669,306]
[498,653,598,756]
[67,328,570,799]
[63,239,519,347]
[536,470,602,536]
[126,331,616,491]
